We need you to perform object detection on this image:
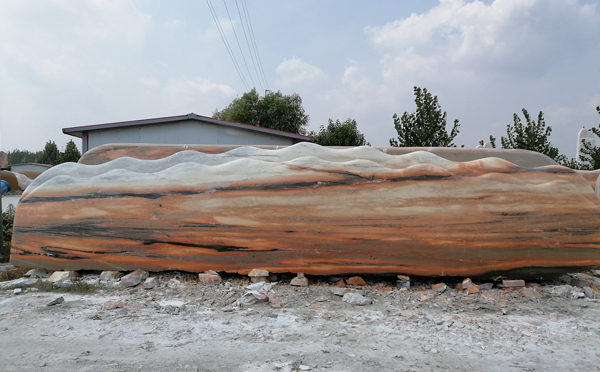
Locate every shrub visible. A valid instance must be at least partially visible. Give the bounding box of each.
[2,205,15,262]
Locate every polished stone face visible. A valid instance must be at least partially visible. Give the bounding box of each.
[10,143,600,276]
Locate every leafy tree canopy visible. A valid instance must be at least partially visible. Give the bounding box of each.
[59,140,81,163]
[6,149,42,164]
[38,140,60,166]
[500,109,565,163]
[389,86,461,147]
[574,106,600,170]
[213,88,309,135]
[311,119,370,147]
[9,140,81,166]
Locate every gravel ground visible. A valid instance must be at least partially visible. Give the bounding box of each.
[1,269,600,372]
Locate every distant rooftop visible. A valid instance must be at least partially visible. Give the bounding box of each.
[63,113,313,142]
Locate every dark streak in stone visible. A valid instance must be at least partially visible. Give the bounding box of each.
[40,246,89,260]
[141,239,281,253]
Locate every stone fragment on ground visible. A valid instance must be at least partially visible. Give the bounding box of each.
[572,290,585,298]
[347,276,367,286]
[166,278,181,288]
[47,271,79,283]
[13,288,22,295]
[568,273,600,288]
[462,278,474,289]
[342,292,372,305]
[198,271,221,285]
[120,269,148,287]
[0,278,41,290]
[502,279,525,287]
[143,277,158,289]
[478,283,494,290]
[24,269,52,278]
[103,301,126,310]
[290,273,308,287]
[583,286,598,299]
[99,271,123,280]
[334,280,346,288]
[521,287,542,299]
[46,296,64,306]
[431,282,447,292]
[466,284,480,293]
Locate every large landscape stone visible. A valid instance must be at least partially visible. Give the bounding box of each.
[9,143,600,277]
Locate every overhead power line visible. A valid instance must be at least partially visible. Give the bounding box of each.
[206,0,268,93]
[241,0,269,90]
[235,0,265,91]
[222,0,259,91]
[206,0,249,91]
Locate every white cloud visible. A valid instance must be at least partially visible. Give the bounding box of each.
[200,18,237,42]
[366,0,600,84]
[327,62,394,114]
[276,57,327,87]
[165,77,236,109]
[353,0,600,153]
[76,0,152,46]
[0,0,151,83]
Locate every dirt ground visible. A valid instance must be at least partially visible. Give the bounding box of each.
[1,269,600,372]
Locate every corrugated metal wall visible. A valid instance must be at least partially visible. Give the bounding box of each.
[87,120,295,150]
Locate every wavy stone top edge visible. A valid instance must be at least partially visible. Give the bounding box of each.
[23,142,588,200]
[80,142,558,168]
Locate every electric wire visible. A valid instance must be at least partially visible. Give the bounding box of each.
[206,0,249,90]
[242,0,269,90]
[235,0,264,92]
[222,0,258,90]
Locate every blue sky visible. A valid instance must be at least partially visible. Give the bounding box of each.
[1,0,599,158]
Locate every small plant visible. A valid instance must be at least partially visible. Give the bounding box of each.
[1,205,15,262]
[0,266,28,282]
[35,280,97,294]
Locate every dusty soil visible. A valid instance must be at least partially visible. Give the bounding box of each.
[1,271,599,372]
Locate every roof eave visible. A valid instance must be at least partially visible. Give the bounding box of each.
[62,113,313,142]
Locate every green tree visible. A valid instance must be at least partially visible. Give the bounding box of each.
[38,140,60,166]
[311,119,370,146]
[213,88,309,135]
[500,109,565,163]
[575,106,600,170]
[389,86,461,147]
[58,140,81,164]
[7,149,41,164]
